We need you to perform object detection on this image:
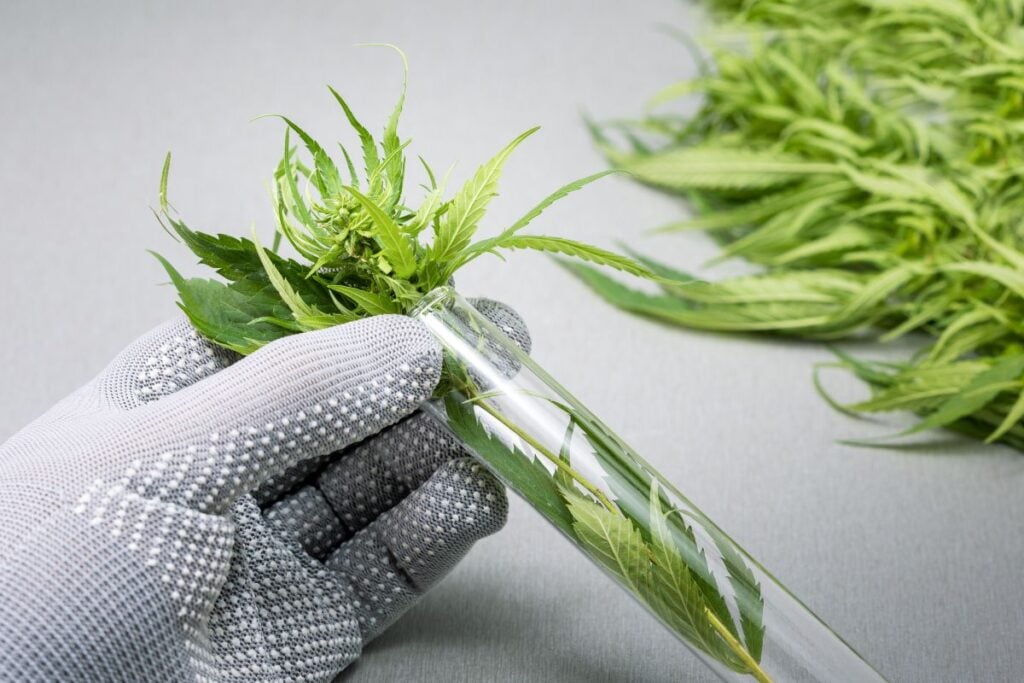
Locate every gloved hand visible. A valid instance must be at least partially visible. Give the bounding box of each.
[0,300,529,682]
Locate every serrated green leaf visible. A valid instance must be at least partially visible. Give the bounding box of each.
[150,251,291,354]
[900,356,1024,436]
[164,214,335,311]
[772,223,874,265]
[655,180,852,233]
[942,261,1024,300]
[252,233,323,321]
[294,311,361,330]
[848,360,990,413]
[328,86,380,180]
[703,521,765,663]
[986,387,1024,443]
[620,147,840,191]
[564,263,840,332]
[325,282,400,315]
[618,247,697,283]
[562,486,652,596]
[279,129,317,232]
[343,185,417,278]
[159,152,171,213]
[338,143,359,187]
[376,43,408,200]
[553,402,748,660]
[406,166,452,237]
[278,116,343,197]
[430,127,539,266]
[494,235,656,280]
[444,394,575,537]
[555,418,578,491]
[459,170,618,263]
[832,264,921,321]
[646,482,748,669]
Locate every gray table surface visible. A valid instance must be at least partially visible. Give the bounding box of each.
[2,1,1022,681]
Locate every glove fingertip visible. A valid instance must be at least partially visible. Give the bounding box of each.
[126,315,445,516]
[379,456,508,590]
[100,317,238,410]
[344,314,444,401]
[469,299,532,355]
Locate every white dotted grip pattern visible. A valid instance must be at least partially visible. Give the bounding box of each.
[0,301,526,682]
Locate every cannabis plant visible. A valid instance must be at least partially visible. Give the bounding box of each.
[576,0,1024,450]
[155,54,650,357]
[150,53,885,682]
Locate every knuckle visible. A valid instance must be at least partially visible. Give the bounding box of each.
[469,299,531,355]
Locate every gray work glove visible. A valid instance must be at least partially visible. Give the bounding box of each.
[0,300,529,682]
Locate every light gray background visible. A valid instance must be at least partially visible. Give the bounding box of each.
[1,1,1021,681]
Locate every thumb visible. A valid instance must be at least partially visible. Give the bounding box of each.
[105,315,441,515]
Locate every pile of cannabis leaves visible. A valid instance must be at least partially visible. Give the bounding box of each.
[576,0,1024,450]
[155,54,652,358]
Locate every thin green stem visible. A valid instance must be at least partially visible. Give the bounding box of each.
[704,607,773,683]
[471,396,619,515]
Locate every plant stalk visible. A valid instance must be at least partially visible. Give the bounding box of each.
[704,607,773,683]
[470,395,619,514]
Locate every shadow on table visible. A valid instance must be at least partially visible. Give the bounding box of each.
[335,576,686,683]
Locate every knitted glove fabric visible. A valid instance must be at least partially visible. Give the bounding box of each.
[0,300,528,682]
